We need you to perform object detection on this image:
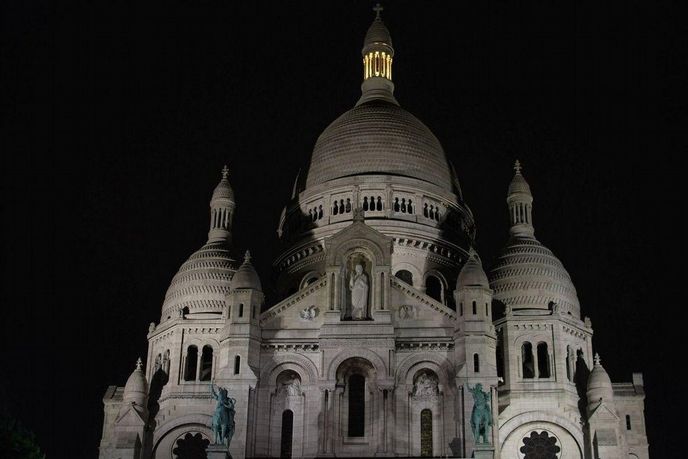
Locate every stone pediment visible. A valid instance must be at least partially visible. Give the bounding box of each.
[115,403,147,427]
[390,276,456,328]
[589,402,620,423]
[325,217,392,267]
[260,276,328,329]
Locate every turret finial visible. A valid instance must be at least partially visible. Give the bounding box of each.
[221,165,229,179]
[244,250,252,263]
[135,357,143,371]
[514,160,522,174]
[594,353,601,366]
[373,3,383,20]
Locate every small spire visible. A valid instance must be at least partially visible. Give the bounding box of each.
[514,160,522,174]
[244,250,252,263]
[373,3,383,20]
[221,165,229,180]
[135,357,143,371]
[594,353,601,366]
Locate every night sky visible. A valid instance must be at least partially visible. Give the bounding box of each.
[2,1,679,457]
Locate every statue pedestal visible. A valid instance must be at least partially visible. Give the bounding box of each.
[206,444,232,459]
[473,444,495,459]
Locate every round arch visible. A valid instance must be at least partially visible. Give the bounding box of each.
[153,414,213,458]
[260,354,319,385]
[396,353,455,390]
[326,238,387,267]
[299,271,322,290]
[499,412,584,459]
[393,262,422,288]
[326,348,387,381]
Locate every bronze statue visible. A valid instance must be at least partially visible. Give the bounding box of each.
[210,382,236,446]
[468,383,492,444]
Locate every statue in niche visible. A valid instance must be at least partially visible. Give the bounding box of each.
[468,383,492,445]
[413,371,439,396]
[278,374,301,397]
[210,382,236,446]
[348,262,369,320]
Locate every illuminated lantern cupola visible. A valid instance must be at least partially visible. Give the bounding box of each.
[358,3,397,106]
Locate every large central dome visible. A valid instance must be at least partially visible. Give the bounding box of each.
[305,100,453,190]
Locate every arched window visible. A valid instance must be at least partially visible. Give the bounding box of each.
[496,332,505,380]
[172,432,210,459]
[200,345,213,381]
[184,345,198,381]
[425,275,443,303]
[234,355,240,375]
[239,303,244,317]
[521,342,535,379]
[473,353,480,373]
[566,345,572,381]
[348,374,365,437]
[459,302,463,316]
[472,300,477,315]
[280,410,294,458]
[537,342,550,378]
[420,409,433,457]
[626,414,632,430]
[395,270,413,285]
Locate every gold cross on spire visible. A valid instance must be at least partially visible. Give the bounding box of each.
[221,165,229,179]
[373,3,383,20]
[514,159,522,174]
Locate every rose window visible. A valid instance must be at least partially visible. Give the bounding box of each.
[519,431,561,459]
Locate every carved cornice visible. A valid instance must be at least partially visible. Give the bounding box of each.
[260,343,320,352]
[395,341,454,352]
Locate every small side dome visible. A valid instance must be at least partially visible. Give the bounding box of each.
[123,358,148,407]
[457,249,489,289]
[507,160,532,196]
[231,250,262,291]
[211,165,234,202]
[587,353,614,411]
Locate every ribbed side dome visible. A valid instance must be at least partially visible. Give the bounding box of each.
[508,173,531,196]
[161,241,236,320]
[488,236,580,317]
[212,179,234,200]
[304,101,453,190]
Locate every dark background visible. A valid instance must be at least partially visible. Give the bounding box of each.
[1,0,681,457]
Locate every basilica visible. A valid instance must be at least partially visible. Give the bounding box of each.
[98,8,649,459]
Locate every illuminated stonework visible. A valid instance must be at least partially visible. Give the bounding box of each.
[363,51,392,80]
[98,6,650,459]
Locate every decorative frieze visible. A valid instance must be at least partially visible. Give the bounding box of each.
[260,343,320,352]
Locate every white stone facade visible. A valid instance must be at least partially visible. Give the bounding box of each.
[99,9,649,459]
